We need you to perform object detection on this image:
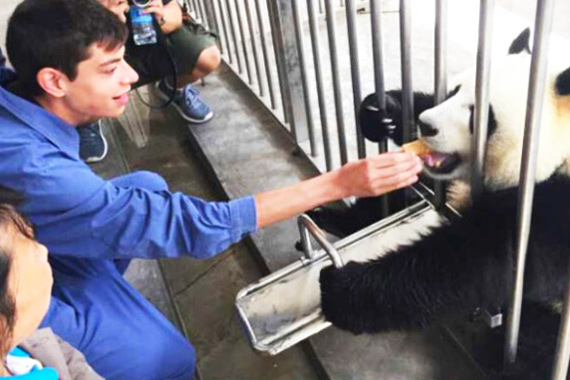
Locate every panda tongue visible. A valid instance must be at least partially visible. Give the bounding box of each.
[422,152,449,168]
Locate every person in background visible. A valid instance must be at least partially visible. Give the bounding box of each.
[78,0,220,162]
[1,0,423,378]
[0,186,102,379]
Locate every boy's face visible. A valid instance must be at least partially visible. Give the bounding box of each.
[4,225,52,347]
[61,44,139,125]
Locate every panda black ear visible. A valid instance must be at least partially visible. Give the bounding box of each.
[555,67,570,96]
[508,28,531,55]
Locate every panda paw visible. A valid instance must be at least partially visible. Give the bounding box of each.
[359,92,402,143]
[320,261,380,334]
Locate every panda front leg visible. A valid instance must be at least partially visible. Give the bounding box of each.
[319,215,514,334]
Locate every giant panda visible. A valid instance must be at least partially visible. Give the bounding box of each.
[319,29,570,379]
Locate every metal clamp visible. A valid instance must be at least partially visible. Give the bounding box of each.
[297,214,344,268]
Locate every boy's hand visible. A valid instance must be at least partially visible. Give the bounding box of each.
[334,152,423,198]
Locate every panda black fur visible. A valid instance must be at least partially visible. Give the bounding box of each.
[319,29,570,379]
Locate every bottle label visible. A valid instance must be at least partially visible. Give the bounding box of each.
[129,6,153,24]
[129,5,157,45]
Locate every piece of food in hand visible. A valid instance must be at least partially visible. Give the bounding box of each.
[402,140,431,156]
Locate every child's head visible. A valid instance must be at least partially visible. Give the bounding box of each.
[0,201,52,358]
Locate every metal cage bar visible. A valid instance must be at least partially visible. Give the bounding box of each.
[345,0,365,159]
[224,0,244,73]
[307,0,334,171]
[196,0,207,26]
[291,0,318,156]
[199,0,216,32]
[209,0,224,54]
[370,0,389,217]
[216,0,233,62]
[504,0,556,368]
[433,0,448,209]
[399,0,414,144]
[266,0,291,124]
[244,0,265,96]
[254,0,277,109]
[324,0,349,165]
[471,0,495,199]
[235,0,254,84]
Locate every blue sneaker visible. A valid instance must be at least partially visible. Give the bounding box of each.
[157,80,214,123]
[77,120,108,163]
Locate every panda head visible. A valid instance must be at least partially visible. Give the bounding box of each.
[418,28,570,190]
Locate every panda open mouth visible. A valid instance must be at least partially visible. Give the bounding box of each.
[420,152,461,175]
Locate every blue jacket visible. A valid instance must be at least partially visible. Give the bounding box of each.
[0,74,257,260]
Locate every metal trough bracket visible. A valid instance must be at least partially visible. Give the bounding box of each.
[297,214,344,268]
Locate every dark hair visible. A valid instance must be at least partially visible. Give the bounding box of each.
[6,0,128,96]
[0,186,32,358]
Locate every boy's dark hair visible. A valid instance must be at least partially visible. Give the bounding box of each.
[6,0,128,96]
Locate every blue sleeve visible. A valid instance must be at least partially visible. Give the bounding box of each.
[2,136,257,260]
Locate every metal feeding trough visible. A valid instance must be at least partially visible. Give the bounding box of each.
[235,188,444,355]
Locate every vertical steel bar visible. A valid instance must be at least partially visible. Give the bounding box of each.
[217,0,233,62]
[266,0,310,140]
[399,0,414,143]
[254,0,277,108]
[244,0,265,96]
[224,0,244,73]
[236,0,254,84]
[471,0,495,199]
[345,0,366,158]
[324,0,348,164]
[291,0,318,156]
[209,0,223,53]
[200,0,216,30]
[308,0,334,170]
[196,0,207,26]
[319,0,324,14]
[504,0,555,367]
[433,0,448,209]
[370,0,386,111]
[266,0,290,124]
[553,261,570,380]
[190,0,199,18]
[434,0,447,106]
[370,0,389,217]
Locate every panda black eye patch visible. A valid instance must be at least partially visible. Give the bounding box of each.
[468,105,497,137]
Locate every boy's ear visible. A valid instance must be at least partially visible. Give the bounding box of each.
[36,68,67,98]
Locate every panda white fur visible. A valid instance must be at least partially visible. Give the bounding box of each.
[319,29,570,379]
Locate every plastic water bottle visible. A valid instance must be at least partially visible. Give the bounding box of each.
[130,5,157,46]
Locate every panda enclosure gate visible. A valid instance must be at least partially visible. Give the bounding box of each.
[187,0,570,377]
